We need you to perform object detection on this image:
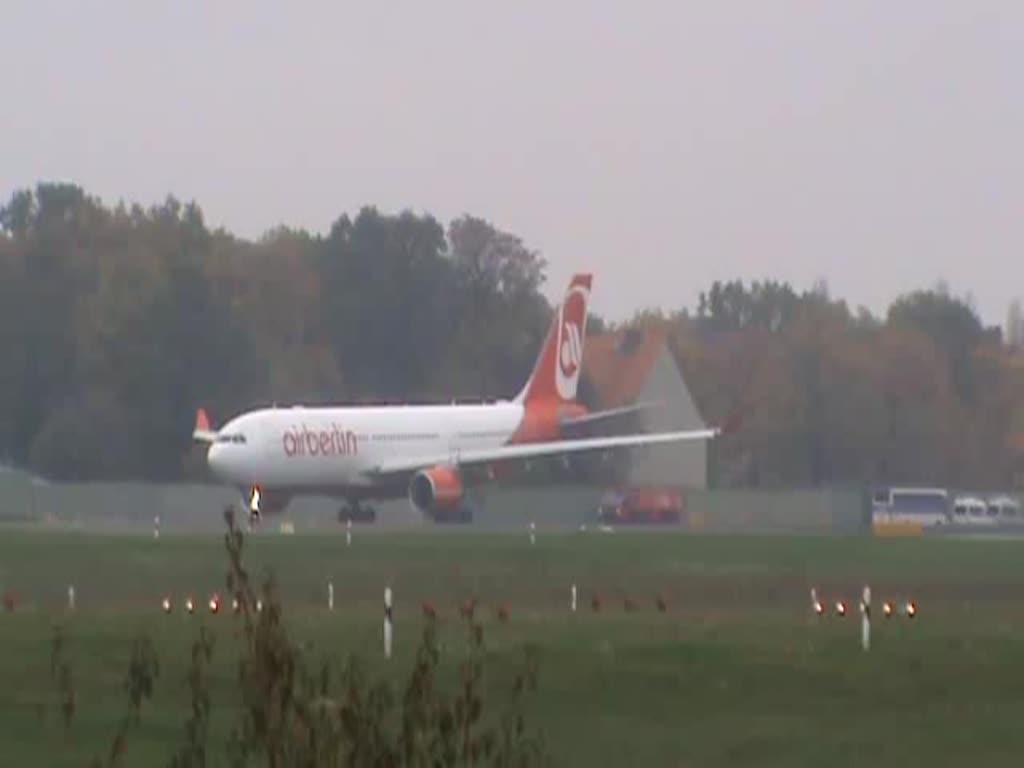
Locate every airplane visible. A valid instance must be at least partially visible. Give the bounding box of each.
[192,273,726,524]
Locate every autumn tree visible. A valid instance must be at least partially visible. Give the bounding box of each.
[431,215,550,399]
[317,208,456,401]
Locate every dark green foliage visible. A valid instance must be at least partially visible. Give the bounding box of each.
[219,505,546,766]
[81,632,161,767]
[169,626,214,768]
[47,509,547,766]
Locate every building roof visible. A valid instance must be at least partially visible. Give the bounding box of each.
[582,325,672,408]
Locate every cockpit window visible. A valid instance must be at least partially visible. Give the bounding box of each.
[216,433,247,444]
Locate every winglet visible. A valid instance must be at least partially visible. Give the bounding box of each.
[192,408,218,443]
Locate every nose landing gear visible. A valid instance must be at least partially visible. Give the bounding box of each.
[246,486,262,528]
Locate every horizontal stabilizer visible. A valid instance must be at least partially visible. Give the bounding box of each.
[559,400,663,427]
[192,408,218,443]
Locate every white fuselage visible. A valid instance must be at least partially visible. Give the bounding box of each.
[207,402,524,491]
[194,273,724,514]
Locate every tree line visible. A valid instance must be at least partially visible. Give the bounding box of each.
[2,182,1022,489]
[670,280,1024,490]
[0,183,551,481]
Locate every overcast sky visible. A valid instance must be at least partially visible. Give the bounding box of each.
[4,1,1021,325]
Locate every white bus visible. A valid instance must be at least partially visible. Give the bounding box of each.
[873,487,950,526]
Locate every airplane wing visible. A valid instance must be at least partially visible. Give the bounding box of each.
[367,426,720,476]
[192,408,218,443]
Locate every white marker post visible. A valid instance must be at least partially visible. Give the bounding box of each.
[328,580,334,612]
[571,583,577,613]
[860,585,871,651]
[346,519,352,547]
[67,585,75,611]
[153,514,160,540]
[384,587,393,659]
[529,521,536,545]
[810,587,823,616]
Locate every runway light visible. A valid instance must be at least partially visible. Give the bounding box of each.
[208,594,220,614]
[161,597,172,613]
[905,600,917,619]
[813,600,824,616]
[185,597,195,614]
[835,600,847,617]
[232,597,240,613]
[255,599,263,613]
[883,601,893,618]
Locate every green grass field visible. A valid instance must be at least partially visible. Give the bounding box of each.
[2,525,1024,766]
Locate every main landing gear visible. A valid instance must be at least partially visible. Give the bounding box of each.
[339,499,377,524]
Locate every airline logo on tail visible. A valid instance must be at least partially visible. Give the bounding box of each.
[555,280,589,399]
[515,273,591,405]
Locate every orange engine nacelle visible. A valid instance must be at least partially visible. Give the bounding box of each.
[408,465,467,520]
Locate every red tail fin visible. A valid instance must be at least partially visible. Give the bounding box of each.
[515,273,592,404]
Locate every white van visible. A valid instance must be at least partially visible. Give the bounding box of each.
[952,495,993,525]
[986,495,1022,523]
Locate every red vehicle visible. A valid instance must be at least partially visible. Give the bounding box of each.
[597,486,684,524]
